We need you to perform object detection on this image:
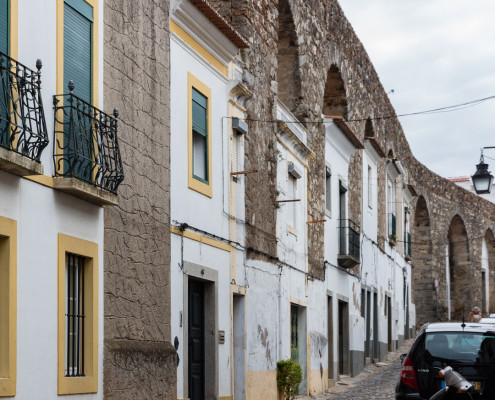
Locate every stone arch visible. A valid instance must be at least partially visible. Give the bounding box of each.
[484,229,495,313]
[277,0,301,112]
[412,196,434,325]
[322,64,347,119]
[364,117,374,138]
[447,215,471,321]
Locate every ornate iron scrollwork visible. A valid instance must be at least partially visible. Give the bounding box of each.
[0,51,49,160]
[53,83,124,193]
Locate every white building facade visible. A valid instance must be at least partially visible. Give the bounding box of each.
[0,0,123,398]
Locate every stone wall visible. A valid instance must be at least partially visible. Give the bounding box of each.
[103,0,176,398]
[207,0,495,323]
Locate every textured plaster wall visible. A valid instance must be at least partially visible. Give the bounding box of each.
[207,0,495,323]
[103,0,176,398]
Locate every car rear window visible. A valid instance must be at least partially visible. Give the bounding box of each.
[423,332,495,363]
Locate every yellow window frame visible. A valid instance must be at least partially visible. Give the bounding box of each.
[188,72,212,197]
[57,233,98,394]
[0,216,17,397]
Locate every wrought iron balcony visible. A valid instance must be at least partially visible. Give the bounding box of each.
[388,213,397,245]
[338,219,360,268]
[405,232,412,260]
[53,82,124,196]
[0,52,48,174]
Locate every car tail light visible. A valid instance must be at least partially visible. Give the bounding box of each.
[401,356,418,389]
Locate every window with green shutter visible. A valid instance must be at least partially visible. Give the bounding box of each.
[0,0,9,56]
[192,88,208,183]
[0,0,9,148]
[63,0,93,181]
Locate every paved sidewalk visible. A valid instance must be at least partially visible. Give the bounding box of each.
[297,338,414,400]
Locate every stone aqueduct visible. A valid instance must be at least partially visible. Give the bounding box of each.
[206,0,495,325]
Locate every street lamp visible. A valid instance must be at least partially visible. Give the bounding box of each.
[471,147,495,194]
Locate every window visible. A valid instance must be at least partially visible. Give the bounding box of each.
[0,216,17,397]
[367,165,372,209]
[192,88,208,182]
[325,166,331,215]
[58,234,98,395]
[288,174,297,228]
[66,254,85,377]
[188,73,212,197]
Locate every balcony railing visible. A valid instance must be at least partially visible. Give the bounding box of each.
[0,51,48,160]
[338,219,360,268]
[406,232,412,258]
[53,84,124,194]
[388,213,397,242]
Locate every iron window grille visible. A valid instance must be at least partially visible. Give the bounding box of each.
[0,51,49,160]
[53,82,124,193]
[65,253,85,377]
[338,218,360,260]
[388,213,397,239]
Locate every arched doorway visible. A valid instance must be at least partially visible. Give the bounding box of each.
[447,215,471,321]
[412,196,434,325]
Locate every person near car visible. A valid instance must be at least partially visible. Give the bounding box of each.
[468,306,482,322]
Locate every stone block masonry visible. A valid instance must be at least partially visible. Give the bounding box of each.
[103,0,176,398]
[206,0,495,324]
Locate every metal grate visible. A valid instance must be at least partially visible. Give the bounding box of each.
[66,253,85,377]
[0,51,49,160]
[338,219,360,260]
[53,83,124,193]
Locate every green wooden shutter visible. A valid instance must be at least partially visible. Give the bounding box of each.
[0,0,8,55]
[0,0,9,147]
[64,0,92,103]
[192,89,207,136]
[192,88,208,182]
[64,0,93,181]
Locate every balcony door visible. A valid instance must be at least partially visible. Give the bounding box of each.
[0,0,9,147]
[63,0,93,181]
[339,181,347,254]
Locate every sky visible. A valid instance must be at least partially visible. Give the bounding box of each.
[337,0,495,179]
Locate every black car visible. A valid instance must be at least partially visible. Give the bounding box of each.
[396,322,495,399]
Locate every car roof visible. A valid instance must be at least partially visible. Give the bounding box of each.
[423,322,495,333]
[479,318,495,323]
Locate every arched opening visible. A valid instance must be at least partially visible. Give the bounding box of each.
[276,0,301,112]
[322,64,347,119]
[364,117,374,138]
[484,229,495,313]
[412,196,434,325]
[447,215,471,321]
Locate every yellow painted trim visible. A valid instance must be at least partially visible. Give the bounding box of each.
[171,20,228,77]
[188,72,213,197]
[9,0,18,60]
[171,225,231,252]
[58,234,98,394]
[0,217,17,397]
[25,174,55,188]
[56,0,99,175]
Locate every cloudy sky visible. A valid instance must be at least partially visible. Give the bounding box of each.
[337,0,495,179]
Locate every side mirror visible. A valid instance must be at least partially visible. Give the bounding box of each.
[400,353,407,363]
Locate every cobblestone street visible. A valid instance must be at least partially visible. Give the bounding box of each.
[298,339,414,400]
